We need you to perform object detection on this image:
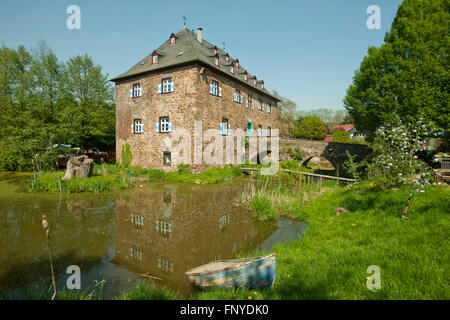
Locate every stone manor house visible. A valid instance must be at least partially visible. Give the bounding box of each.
[111,27,280,171]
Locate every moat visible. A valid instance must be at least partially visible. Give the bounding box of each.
[0,173,307,298]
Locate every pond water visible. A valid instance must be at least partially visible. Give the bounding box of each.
[0,173,307,298]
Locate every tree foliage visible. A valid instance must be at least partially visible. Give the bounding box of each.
[271,90,298,137]
[332,130,351,143]
[0,41,115,171]
[292,116,327,140]
[344,0,449,142]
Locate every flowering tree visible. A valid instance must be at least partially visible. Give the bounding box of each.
[368,116,441,219]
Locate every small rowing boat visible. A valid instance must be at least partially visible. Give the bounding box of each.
[185,253,276,290]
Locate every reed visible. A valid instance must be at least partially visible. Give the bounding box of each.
[41,215,56,300]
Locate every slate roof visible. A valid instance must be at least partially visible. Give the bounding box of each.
[111,28,279,101]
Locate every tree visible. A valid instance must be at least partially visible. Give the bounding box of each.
[332,130,351,143]
[344,0,449,142]
[271,90,298,137]
[367,115,440,219]
[293,116,327,140]
[0,43,115,171]
[63,54,115,151]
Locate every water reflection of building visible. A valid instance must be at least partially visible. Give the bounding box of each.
[113,184,277,295]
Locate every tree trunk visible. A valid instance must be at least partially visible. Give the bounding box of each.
[62,155,94,180]
[401,186,413,220]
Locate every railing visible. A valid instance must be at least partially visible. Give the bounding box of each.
[241,167,357,184]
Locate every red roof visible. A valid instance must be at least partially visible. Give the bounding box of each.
[333,124,354,132]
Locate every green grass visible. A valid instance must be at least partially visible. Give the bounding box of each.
[240,175,339,220]
[193,183,450,300]
[118,282,179,300]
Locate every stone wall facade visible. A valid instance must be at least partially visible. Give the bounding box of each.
[115,63,279,171]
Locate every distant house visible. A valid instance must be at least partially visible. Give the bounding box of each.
[331,124,364,139]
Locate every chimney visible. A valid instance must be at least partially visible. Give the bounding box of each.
[197,28,203,43]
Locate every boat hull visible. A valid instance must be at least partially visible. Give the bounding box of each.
[186,254,276,291]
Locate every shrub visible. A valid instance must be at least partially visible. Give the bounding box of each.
[293,116,327,140]
[121,143,132,168]
[332,130,351,143]
[177,163,191,173]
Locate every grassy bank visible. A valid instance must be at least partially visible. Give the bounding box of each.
[19,182,448,300]
[192,183,449,299]
[27,163,244,192]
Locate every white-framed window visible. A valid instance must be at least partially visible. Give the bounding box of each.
[267,104,272,113]
[130,83,142,98]
[169,35,176,45]
[210,80,219,96]
[220,117,229,136]
[162,78,173,93]
[267,127,272,137]
[258,99,263,110]
[163,152,171,166]
[225,54,229,62]
[215,56,219,66]
[253,78,257,86]
[160,116,170,132]
[134,119,144,133]
[230,64,234,74]
[233,89,241,103]
[258,124,263,136]
[152,53,158,64]
[244,72,248,81]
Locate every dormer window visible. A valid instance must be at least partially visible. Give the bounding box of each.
[215,54,219,66]
[236,59,239,68]
[253,77,257,86]
[225,54,229,62]
[152,51,159,65]
[261,81,264,90]
[214,46,218,55]
[230,63,234,74]
[244,71,248,81]
[169,34,176,45]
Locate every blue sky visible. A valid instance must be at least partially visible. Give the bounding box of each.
[0,0,402,110]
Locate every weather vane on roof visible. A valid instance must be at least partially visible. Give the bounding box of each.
[183,16,186,29]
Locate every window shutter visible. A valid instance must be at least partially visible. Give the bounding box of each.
[209,84,213,94]
[131,125,134,133]
[240,95,243,103]
[168,123,173,132]
[129,89,133,97]
[219,87,222,96]
[139,87,143,96]
[228,124,231,136]
[155,123,160,132]
[219,124,223,135]
[246,101,249,108]
[157,84,162,94]
[262,104,264,111]
[170,82,174,92]
[141,124,144,132]
[168,223,172,233]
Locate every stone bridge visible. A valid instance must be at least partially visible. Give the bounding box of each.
[246,137,372,174]
[280,138,372,172]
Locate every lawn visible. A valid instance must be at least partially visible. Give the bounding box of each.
[193,183,450,300]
